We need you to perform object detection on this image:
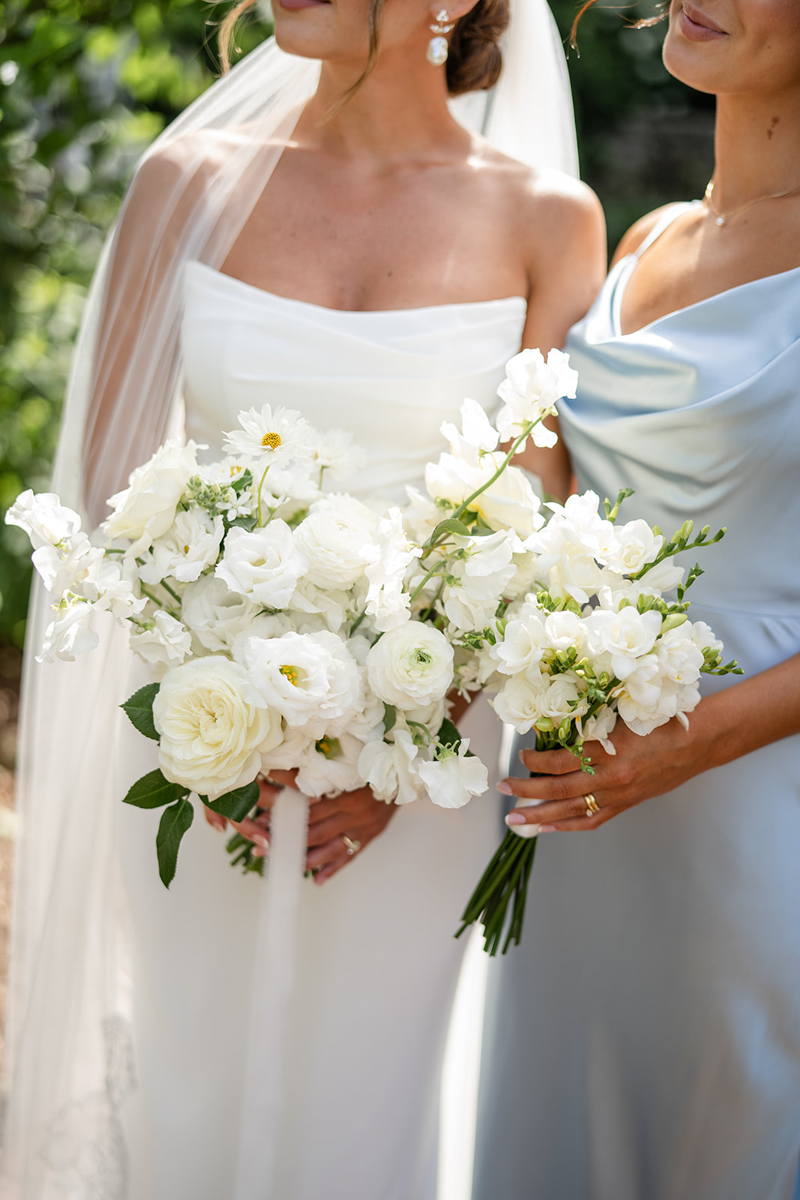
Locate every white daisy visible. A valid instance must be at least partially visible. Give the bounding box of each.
[222,404,315,470]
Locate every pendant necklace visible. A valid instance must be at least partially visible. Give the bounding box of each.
[704,177,800,227]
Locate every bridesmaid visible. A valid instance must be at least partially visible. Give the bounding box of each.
[475,2,800,1198]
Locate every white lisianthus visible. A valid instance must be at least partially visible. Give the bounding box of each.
[491,673,547,733]
[242,630,361,737]
[222,403,314,471]
[358,730,425,805]
[102,440,201,555]
[364,508,421,633]
[293,494,378,589]
[496,348,578,445]
[538,672,588,724]
[5,489,83,550]
[417,740,488,809]
[154,657,281,800]
[181,574,257,653]
[130,611,192,672]
[439,398,499,467]
[425,454,543,537]
[580,705,618,754]
[215,520,307,609]
[366,622,454,709]
[38,600,99,663]
[586,607,663,680]
[603,519,662,574]
[491,606,548,676]
[266,728,368,798]
[140,509,224,585]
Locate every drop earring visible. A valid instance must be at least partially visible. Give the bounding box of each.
[427,9,454,66]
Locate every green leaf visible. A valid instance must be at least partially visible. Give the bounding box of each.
[202,781,260,823]
[383,703,397,734]
[156,797,195,888]
[437,717,462,750]
[123,769,188,809]
[431,517,472,542]
[120,683,160,742]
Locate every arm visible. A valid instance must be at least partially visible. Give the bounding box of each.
[501,653,800,832]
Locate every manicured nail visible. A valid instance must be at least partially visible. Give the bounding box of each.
[496,781,513,795]
[505,812,526,825]
[253,835,269,849]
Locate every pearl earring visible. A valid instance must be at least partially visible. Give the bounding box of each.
[427,8,454,66]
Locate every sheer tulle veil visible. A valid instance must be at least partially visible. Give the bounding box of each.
[2,7,576,1195]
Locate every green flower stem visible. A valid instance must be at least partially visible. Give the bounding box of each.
[256,461,271,527]
[160,578,183,605]
[139,582,179,619]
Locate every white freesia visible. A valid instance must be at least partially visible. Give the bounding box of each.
[544,610,588,656]
[586,607,663,680]
[364,508,421,632]
[366,622,454,708]
[140,509,224,585]
[182,574,257,653]
[358,731,425,805]
[496,347,578,445]
[223,403,314,470]
[154,657,281,800]
[491,605,548,676]
[656,625,705,685]
[417,740,489,809]
[690,620,724,657]
[242,630,361,737]
[130,611,192,671]
[538,672,588,724]
[491,674,548,733]
[5,489,83,549]
[294,494,378,589]
[604,519,662,574]
[216,521,307,609]
[102,439,200,555]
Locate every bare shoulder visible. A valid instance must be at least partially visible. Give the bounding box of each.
[611,203,686,266]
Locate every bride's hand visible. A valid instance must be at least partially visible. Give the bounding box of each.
[305,788,395,884]
[498,715,706,833]
[202,770,296,849]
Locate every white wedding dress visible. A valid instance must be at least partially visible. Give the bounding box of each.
[113,262,526,1200]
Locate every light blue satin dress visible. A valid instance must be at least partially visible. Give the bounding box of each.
[473,206,800,1200]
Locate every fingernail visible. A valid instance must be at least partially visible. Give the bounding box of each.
[253,835,269,849]
[496,781,513,795]
[505,812,526,825]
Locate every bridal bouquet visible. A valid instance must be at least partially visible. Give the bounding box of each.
[7,346,738,912]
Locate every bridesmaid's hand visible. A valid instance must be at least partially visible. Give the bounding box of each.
[305,788,396,885]
[499,716,707,833]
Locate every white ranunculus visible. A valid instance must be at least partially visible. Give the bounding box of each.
[181,574,257,653]
[37,601,99,663]
[130,611,192,672]
[580,705,618,754]
[215,520,307,609]
[544,610,588,656]
[495,348,578,445]
[103,440,200,555]
[491,673,547,733]
[425,453,543,537]
[153,657,281,800]
[139,508,224,585]
[492,607,548,675]
[538,672,588,723]
[5,489,83,550]
[242,630,361,738]
[293,494,378,589]
[417,740,489,809]
[364,508,421,633]
[440,398,499,467]
[223,403,314,471]
[586,607,663,680]
[366,622,454,709]
[358,731,425,805]
[604,519,662,575]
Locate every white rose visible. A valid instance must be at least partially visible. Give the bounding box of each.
[495,348,578,444]
[5,489,83,550]
[130,611,192,673]
[181,574,257,653]
[153,657,281,800]
[215,520,307,609]
[293,494,378,589]
[139,508,224,585]
[366,622,454,709]
[358,731,425,805]
[586,607,663,680]
[102,439,200,555]
[242,630,361,737]
[417,740,489,809]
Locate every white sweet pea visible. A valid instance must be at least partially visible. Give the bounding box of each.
[222,403,314,470]
[364,508,421,633]
[242,630,361,738]
[103,440,200,555]
[586,607,663,680]
[30,533,94,597]
[154,657,282,800]
[604,519,662,574]
[139,509,224,585]
[80,552,146,620]
[425,454,543,537]
[358,731,425,805]
[496,348,578,445]
[439,398,499,467]
[130,611,192,672]
[402,486,441,544]
[367,622,454,709]
[442,573,501,634]
[215,520,307,609]
[38,600,98,663]
[417,740,488,809]
[5,489,83,549]
[181,574,257,653]
[293,494,378,589]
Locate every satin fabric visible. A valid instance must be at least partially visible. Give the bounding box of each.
[474,208,800,1200]
[116,263,525,1200]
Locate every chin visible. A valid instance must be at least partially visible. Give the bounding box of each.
[662,19,729,95]
[272,7,336,59]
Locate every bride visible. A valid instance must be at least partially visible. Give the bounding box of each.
[1,0,603,1197]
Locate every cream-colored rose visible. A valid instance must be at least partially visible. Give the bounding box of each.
[102,440,200,555]
[153,657,281,800]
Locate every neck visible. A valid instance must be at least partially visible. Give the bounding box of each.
[296,52,468,163]
[712,87,800,209]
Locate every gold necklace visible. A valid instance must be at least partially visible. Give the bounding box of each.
[704,177,800,227]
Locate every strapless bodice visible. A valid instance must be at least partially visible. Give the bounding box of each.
[181,261,527,501]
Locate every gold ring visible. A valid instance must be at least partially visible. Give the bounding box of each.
[342,836,361,856]
[584,793,600,816]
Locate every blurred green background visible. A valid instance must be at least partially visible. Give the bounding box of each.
[0,0,715,651]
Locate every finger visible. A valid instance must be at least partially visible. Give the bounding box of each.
[264,768,299,790]
[538,806,621,833]
[309,840,352,884]
[307,789,373,826]
[256,780,281,810]
[505,791,608,830]
[230,816,270,851]
[306,812,353,848]
[518,746,586,775]
[306,834,350,872]
[203,807,228,833]
[497,772,599,804]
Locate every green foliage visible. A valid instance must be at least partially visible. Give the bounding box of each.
[120,680,161,740]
